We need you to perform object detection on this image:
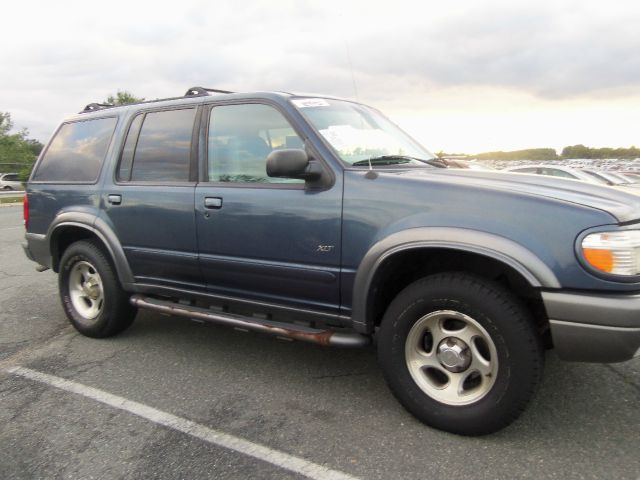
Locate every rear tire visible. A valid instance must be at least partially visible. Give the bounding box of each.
[378,272,543,435]
[59,240,136,337]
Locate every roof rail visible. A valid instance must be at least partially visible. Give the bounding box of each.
[80,103,115,114]
[184,86,234,97]
[79,87,235,114]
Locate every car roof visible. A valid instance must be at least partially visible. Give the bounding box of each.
[64,87,356,123]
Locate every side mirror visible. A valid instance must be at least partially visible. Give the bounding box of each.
[266,149,320,180]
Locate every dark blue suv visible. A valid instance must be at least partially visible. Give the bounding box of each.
[23,87,640,435]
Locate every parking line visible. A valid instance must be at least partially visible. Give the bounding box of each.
[7,366,359,480]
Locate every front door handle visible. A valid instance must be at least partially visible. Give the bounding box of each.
[107,194,122,205]
[204,197,223,209]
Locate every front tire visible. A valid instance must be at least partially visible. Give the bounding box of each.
[59,240,136,337]
[378,272,543,435]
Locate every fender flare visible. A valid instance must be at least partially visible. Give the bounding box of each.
[47,211,135,286]
[350,227,560,333]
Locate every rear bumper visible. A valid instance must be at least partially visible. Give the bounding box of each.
[23,232,51,270]
[542,291,640,363]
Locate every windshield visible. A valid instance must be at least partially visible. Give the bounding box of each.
[291,98,436,167]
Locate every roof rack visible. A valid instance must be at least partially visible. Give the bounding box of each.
[79,86,235,114]
[184,86,235,97]
[80,103,115,113]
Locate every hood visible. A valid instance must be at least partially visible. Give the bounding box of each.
[385,168,640,223]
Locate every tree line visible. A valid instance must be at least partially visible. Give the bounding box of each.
[440,145,640,161]
[0,112,44,181]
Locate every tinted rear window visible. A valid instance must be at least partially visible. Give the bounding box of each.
[128,108,196,182]
[32,117,117,182]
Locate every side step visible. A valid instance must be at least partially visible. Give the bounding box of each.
[130,294,371,348]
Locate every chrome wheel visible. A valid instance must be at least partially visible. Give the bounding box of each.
[68,260,104,320]
[405,310,498,406]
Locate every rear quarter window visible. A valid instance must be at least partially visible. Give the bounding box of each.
[32,116,118,182]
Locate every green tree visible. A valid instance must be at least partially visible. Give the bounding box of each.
[104,91,145,105]
[0,112,13,136]
[0,112,43,181]
[473,148,558,161]
[561,144,592,159]
[561,144,640,159]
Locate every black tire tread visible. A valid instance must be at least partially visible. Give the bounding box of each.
[59,239,136,338]
[378,272,544,436]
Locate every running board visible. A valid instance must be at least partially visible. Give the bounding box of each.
[130,294,370,348]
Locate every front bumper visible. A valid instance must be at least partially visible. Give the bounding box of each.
[542,291,640,363]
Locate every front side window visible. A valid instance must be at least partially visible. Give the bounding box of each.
[123,108,196,182]
[293,98,435,167]
[208,104,304,184]
[32,117,117,182]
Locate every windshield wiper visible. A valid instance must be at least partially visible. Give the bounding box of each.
[352,155,432,167]
[352,155,447,168]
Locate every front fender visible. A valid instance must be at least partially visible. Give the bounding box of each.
[350,227,560,333]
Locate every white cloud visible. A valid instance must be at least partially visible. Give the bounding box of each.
[1,0,638,152]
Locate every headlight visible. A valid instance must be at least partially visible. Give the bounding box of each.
[581,230,640,275]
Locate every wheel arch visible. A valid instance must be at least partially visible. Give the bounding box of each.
[48,212,134,286]
[350,227,560,334]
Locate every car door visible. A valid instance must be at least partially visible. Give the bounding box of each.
[195,102,343,313]
[101,106,202,288]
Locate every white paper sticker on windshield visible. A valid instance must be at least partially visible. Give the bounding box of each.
[292,98,330,108]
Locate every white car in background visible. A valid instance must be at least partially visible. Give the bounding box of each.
[0,173,23,191]
[503,165,608,184]
[504,165,640,194]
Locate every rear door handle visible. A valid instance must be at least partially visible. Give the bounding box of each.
[107,194,122,205]
[204,197,223,209]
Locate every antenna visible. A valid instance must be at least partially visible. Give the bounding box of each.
[343,38,359,101]
[364,155,377,179]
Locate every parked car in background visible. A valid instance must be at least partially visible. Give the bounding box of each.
[611,172,640,186]
[504,165,608,185]
[441,159,495,170]
[0,173,22,190]
[582,170,640,189]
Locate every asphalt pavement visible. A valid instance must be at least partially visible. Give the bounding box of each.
[1,205,638,479]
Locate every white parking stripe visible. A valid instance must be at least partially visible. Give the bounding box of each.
[7,366,360,480]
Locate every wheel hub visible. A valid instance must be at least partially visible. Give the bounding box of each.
[69,260,104,320]
[84,278,100,300]
[437,337,471,373]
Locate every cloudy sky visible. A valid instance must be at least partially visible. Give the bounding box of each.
[2,0,639,153]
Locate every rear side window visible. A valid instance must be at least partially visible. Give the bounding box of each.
[117,114,143,182]
[119,108,196,182]
[32,117,117,182]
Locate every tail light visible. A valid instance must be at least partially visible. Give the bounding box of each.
[23,193,29,229]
